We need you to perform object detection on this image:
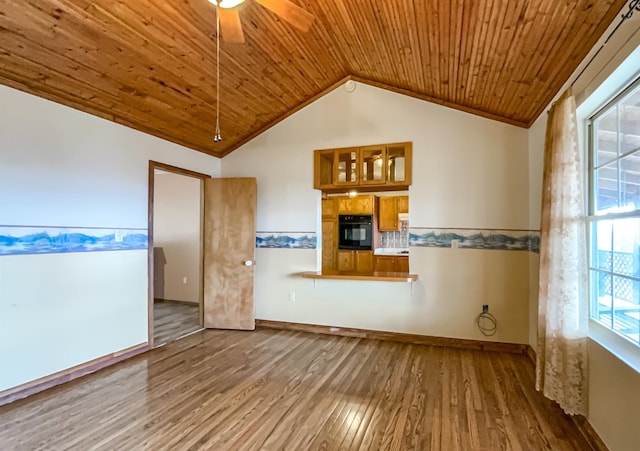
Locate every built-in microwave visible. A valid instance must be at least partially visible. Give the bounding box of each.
[338,215,373,250]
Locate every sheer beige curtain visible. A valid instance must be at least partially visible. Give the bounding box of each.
[536,88,589,416]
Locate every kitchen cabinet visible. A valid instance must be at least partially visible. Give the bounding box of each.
[338,250,374,272]
[378,197,400,231]
[322,199,338,270]
[398,196,409,214]
[314,142,412,191]
[360,145,385,185]
[386,143,412,186]
[322,198,338,219]
[374,256,409,272]
[396,256,409,272]
[322,219,337,271]
[335,147,359,186]
[337,195,374,214]
[315,150,336,190]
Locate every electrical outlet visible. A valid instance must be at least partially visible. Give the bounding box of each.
[451,239,459,249]
[482,304,489,313]
[182,276,187,285]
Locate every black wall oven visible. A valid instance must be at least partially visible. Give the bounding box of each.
[338,215,373,250]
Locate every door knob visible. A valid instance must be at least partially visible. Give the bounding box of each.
[244,260,255,266]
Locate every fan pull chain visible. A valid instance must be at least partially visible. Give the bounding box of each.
[214,4,222,143]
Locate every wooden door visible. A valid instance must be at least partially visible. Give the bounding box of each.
[203,178,257,330]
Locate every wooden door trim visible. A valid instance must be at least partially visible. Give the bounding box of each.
[148,161,211,348]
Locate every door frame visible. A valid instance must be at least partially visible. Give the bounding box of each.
[148,161,211,348]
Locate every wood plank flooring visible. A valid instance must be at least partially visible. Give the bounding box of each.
[153,300,201,346]
[0,328,594,450]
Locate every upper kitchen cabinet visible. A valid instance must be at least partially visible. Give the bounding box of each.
[337,195,375,214]
[378,197,400,231]
[360,145,385,185]
[335,147,359,187]
[313,142,412,192]
[386,143,412,186]
[397,195,409,213]
[314,150,336,190]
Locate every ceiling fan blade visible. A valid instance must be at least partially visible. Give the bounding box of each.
[218,7,245,43]
[254,0,315,32]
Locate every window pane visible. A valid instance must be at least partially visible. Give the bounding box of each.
[591,270,613,328]
[595,162,618,214]
[592,220,612,271]
[620,151,640,210]
[589,77,640,349]
[612,276,640,344]
[613,217,640,278]
[595,106,618,167]
[620,87,640,154]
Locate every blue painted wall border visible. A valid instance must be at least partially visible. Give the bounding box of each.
[256,232,317,249]
[0,225,148,256]
[409,228,540,253]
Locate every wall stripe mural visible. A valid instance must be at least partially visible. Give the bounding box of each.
[409,228,540,253]
[1,226,540,255]
[0,226,148,256]
[256,232,317,249]
[253,230,540,252]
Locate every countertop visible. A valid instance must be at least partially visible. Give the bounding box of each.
[373,248,410,257]
[302,270,418,283]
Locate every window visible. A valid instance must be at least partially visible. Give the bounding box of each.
[588,76,640,347]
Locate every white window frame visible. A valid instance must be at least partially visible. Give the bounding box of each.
[586,75,640,372]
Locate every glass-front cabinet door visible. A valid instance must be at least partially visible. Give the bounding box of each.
[360,145,385,184]
[386,143,412,185]
[335,147,359,185]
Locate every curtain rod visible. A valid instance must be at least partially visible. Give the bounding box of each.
[570,0,640,88]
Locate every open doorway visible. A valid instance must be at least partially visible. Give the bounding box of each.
[148,162,209,347]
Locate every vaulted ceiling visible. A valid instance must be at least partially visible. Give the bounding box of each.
[0,0,628,157]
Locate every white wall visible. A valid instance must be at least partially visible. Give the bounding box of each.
[0,85,220,393]
[223,82,531,344]
[153,171,201,303]
[527,115,546,350]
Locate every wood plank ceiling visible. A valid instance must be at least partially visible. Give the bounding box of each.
[0,0,629,158]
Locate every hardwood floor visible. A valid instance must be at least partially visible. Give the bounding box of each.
[0,328,594,450]
[153,300,201,346]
